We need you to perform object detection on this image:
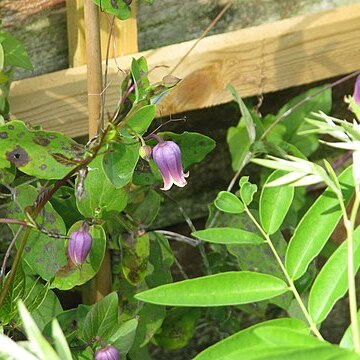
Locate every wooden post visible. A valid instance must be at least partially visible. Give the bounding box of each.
[83,0,111,303]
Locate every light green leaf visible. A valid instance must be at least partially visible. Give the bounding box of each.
[135,271,289,306]
[194,318,308,360]
[260,170,294,235]
[126,104,156,135]
[285,165,354,280]
[51,319,72,360]
[309,226,360,324]
[340,310,360,350]
[18,301,60,360]
[91,0,131,19]
[214,191,244,213]
[192,227,264,245]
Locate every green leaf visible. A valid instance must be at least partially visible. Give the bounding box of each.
[285,165,354,280]
[103,141,140,188]
[308,226,360,324]
[192,227,264,245]
[154,307,201,350]
[340,309,360,350]
[0,30,33,70]
[82,292,119,342]
[121,233,150,285]
[146,232,174,288]
[0,164,16,184]
[214,191,245,213]
[126,104,156,135]
[157,131,215,170]
[194,318,308,360]
[51,223,106,290]
[91,0,131,19]
[276,86,332,141]
[0,43,4,70]
[109,318,138,355]
[0,120,83,179]
[0,262,25,325]
[131,303,166,348]
[135,271,289,306]
[18,301,60,360]
[227,121,252,171]
[260,170,295,234]
[130,57,150,104]
[227,85,256,143]
[8,184,67,280]
[239,178,257,206]
[76,155,128,218]
[51,319,73,360]
[127,188,161,227]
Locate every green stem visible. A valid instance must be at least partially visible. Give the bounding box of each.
[244,206,324,340]
[340,187,360,353]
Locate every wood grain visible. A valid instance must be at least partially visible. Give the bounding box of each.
[9,3,360,138]
[66,0,138,67]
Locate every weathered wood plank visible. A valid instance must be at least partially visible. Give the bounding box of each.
[8,3,360,138]
[66,0,138,67]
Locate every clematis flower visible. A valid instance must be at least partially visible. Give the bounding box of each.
[95,345,119,360]
[152,136,189,191]
[68,227,92,266]
[353,75,360,106]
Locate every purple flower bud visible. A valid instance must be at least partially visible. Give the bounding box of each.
[353,75,360,106]
[152,139,189,191]
[68,230,92,266]
[95,345,119,360]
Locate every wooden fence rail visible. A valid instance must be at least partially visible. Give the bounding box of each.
[8,3,360,138]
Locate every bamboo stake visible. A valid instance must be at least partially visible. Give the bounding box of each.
[83,0,112,303]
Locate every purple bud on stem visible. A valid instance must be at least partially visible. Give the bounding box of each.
[95,345,119,360]
[68,229,92,266]
[151,135,189,191]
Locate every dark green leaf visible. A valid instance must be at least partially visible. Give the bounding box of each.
[122,233,150,285]
[227,122,251,171]
[154,308,201,350]
[109,318,138,355]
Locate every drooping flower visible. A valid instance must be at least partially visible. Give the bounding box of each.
[353,75,360,106]
[68,228,92,266]
[152,137,189,191]
[95,345,119,360]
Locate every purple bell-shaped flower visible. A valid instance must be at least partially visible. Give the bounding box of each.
[353,75,360,106]
[68,227,92,266]
[95,345,119,360]
[152,136,189,191]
